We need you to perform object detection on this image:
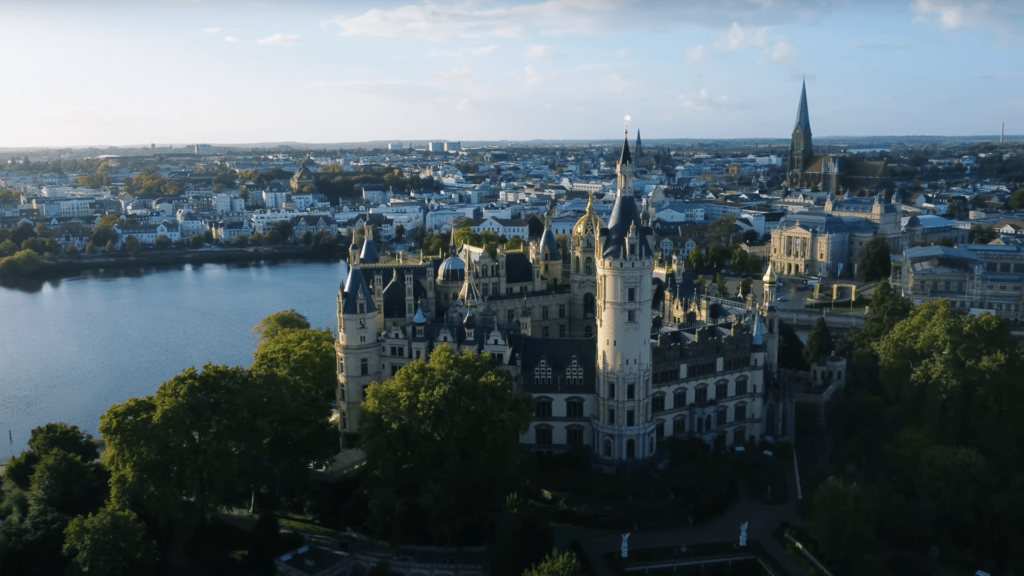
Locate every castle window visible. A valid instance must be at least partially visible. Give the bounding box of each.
[585,326,593,338]
[566,362,583,386]
[628,288,635,302]
[586,257,594,274]
[542,326,549,337]
[695,386,708,404]
[542,306,549,320]
[716,381,729,399]
[358,302,365,314]
[559,304,566,318]
[566,397,584,418]
[608,408,616,425]
[734,403,747,421]
[507,310,515,323]
[559,325,566,338]
[734,426,746,446]
[626,410,635,426]
[673,415,687,436]
[535,397,553,418]
[674,388,686,408]
[656,420,665,439]
[534,425,552,446]
[603,437,612,457]
[360,358,368,376]
[735,378,748,395]
[652,394,665,413]
[716,406,728,427]
[627,310,636,322]
[608,383,615,398]
[567,425,584,445]
[627,384,635,399]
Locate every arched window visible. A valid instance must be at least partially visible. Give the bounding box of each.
[673,415,687,436]
[716,406,728,427]
[715,379,729,400]
[734,402,747,422]
[704,414,712,433]
[695,385,708,404]
[534,397,552,418]
[655,419,665,439]
[565,397,584,418]
[585,257,594,275]
[626,439,636,459]
[534,424,552,446]
[603,437,612,458]
[566,425,584,445]
[674,388,686,409]
[652,393,665,413]
[565,360,584,386]
[574,256,580,273]
[583,293,596,319]
[733,426,746,446]
[735,377,749,395]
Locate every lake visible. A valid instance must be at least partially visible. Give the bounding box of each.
[0,261,348,456]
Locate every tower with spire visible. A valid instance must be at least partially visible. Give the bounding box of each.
[336,266,382,442]
[787,79,814,187]
[592,127,658,462]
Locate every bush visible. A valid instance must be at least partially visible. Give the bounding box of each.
[0,249,43,277]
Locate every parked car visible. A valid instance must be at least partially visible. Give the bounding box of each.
[777,296,789,302]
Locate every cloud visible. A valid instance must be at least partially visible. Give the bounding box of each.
[716,22,768,51]
[526,45,557,60]
[425,45,497,59]
[457,98,471,111]
[513,66,546,88]
[680,88,756,111]
[258,33,301,46]
[602,74,629,93]
[685,45,707,62]
[224,36,240,43]
[757,39,800,65]
[323,1,846,43]
[436,67,473,81]
[618,50,630,58]
[202,27,222,34]
[912,0,1024,42]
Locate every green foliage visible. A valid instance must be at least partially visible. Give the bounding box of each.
[85,242,98,254]
[863,281,912,340]
[0,249,43,277]
[233,234,249,247]
[28,450,108,517]
[715,273,727,297]
[124,236,141,256]
[507,235,524,251]
[1009,189,1024,210]
[706,215,737,245]
[740,278,753,298]
[969,223,997,244]
[360,345,533,546]
[105,240,115,253]
[0,239,16,256]
[2,451,41,491]
[10,221,35,245]
[251,328,336,402]
[916,445,990,522]
[808,477,879,569]
[0,188,21,202]
[523,549,581,576]
[154,235,172,249]
[121,167,184,198]
[686,246,704,270]
[253,310,311,341]
[28,422,99,462]
[803,318,834,366]
[0,505,72,575]
[856,236,892,282]
[63,506,159,576]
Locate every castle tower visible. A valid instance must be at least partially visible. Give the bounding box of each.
[787,79,814,187]
[336,266,382,447]
[569,192,603,338]
[593,129,657,462]
[537,215,563,285]
[762,260,777,307]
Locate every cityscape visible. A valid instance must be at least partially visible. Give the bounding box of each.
[2,2,1024,576]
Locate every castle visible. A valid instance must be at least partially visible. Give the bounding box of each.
[336,130,794,464]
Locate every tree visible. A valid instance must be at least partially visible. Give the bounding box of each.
[863,281,912,339]
[232,234,249,247]
[730,248,749,271]
[154,235,172,250]
[105,240,115,253]
[395,224,405,240]
[28,450,107,518]
[91,225,119,248]
[253,310,310,341]
[0,239,16,257]
[687,246,705,270]
[10,221,36,246]
[65,243,79,257]
[1009,189,1024,210]
[740,278,753,298]
[0,504,72,575]
[506,236,524,251]
[808,477,879,569]
[63,507,159,576]
[188,235,204,248]
[28,422,99,462]
[969,223,997,244]
[85,242,98,254]
[856,236,891,282]
[778,321,808,371]
[360,345,533,545]
[803,318,835,366]
[715,273,727,297]
[124,237,141,257]
[916,445,990,525]
[265,229,282,245]
[251,328,336,403]
[707,215,737,245]
[523,549,581,576]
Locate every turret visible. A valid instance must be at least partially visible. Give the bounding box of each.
[336,266,382,446]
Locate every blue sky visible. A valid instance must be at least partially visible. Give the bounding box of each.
[1,0,1022,147]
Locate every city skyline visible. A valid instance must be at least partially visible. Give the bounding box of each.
[2,0,1023,148]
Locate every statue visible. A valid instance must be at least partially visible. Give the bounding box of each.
[739,522,748,547]
[621,532,630,558]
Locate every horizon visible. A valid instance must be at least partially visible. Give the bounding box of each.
[2,0,1023,148]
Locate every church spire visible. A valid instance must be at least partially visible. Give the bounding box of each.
[619,126,632,167]
[795,77,812,136]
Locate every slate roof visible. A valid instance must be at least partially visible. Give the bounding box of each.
[794,79,812,135]
[603,191,653,259]
[359,237,380,264]
[341,267,375,314]
[516,335,596,394]
[539,226,561,261]
[778,212,874,234]
[382,277,406,319]
[505,252,534,284]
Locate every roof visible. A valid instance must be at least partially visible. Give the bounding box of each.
[359,237,380,264]
[341,267,376,314]
[505,252,534,284]
[794,79,812,135]
[778,212,874,234]
[619,131,632,165]
[539,226,561,260]
[602,192,652,259]
[517,335,596,394]
[382,277,406,319]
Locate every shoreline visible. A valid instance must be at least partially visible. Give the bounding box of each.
[0,244,345,290]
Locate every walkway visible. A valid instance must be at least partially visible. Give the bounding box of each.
[552,456,810,576]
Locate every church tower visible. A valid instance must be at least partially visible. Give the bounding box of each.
[336,266,382,447]
[787,79,814,187]
[593,128,657,463]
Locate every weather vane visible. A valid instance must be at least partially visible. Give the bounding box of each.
[624,114,631,135]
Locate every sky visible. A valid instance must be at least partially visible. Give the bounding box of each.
[1,0,1022,148]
